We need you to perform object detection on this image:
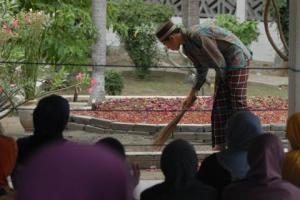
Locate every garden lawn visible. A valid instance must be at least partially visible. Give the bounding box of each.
[72,70,287,97]
[120,71,288,97]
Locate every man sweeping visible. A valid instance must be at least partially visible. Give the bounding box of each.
[155,20,251,150]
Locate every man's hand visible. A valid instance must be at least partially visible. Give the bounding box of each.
[182,88,198,110]
[131,163,140,188]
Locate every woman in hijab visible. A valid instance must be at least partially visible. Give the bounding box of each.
[197,111,262,198]
[282,112,300,187]
[0,135,17,200]
[141,139,217,200]
[223,134,300,200]
[16,94,70,165]
[95,137,126,159]
[95,137,140,193]
[12,95,69,188]
[16,142,132,200]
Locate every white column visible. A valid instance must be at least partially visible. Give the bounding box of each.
[236,0,247,21]
[182,0,200,28]
[90,0,106,104]
[288,0,300,115]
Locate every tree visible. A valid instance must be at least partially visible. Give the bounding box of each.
[89,0,106,105]
[107,0,173,79]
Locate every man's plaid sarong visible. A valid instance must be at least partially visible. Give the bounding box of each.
[211,67,249,147]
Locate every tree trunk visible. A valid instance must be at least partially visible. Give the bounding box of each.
[182,0,200,28]
[89,0,106,105]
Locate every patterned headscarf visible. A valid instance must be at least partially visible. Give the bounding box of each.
[0,136,17,188]
[282,112,300,187]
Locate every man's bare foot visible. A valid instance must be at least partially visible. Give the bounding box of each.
[212,145,225,151]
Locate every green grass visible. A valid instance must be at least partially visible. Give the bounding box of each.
[121,71,191,96]
[247,82,287,98]
[68,70,287,98]
[121,70,288,98]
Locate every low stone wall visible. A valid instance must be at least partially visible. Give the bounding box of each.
[68,114,286,141]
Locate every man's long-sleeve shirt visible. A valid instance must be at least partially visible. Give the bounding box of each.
[182,24,252,90]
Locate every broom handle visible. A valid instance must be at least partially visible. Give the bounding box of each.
[164,95,197,129]
[153,96,197,145]
[172,109,187,124]
[166,95,196,127]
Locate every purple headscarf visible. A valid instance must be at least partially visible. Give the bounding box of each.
[16,142,132,200]
[223,134,300,200]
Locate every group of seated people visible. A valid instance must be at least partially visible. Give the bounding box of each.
[1,94,300,200]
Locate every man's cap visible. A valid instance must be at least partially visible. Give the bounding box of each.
[155,20,177,42]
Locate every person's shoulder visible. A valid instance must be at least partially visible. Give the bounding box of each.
[223,178,249,193]
[141,182,164,194]
[190,179,217,191]
[198,153,219,174]
[17,136,33,147]
[281,180,300,195]
[187,180,218,199]
[202,153,218,164]
[187,25,203,38]
[222,181,241,199]
[140,183,164,200]
[188,25,200,32]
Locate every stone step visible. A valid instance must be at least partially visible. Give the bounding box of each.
[126,141,290,169]
[69,115,287,136]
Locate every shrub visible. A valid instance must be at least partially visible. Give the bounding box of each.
[108,0,173,79]
[105,70,123,95]
[214,14,259,46]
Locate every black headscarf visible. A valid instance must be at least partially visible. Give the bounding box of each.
[33,94,70,139]
[141,139,217,200]
[160,139,198,188]
[15,95,69,170]
[95,137,126,160]
[223,134,300,200]
[13,95,69,189]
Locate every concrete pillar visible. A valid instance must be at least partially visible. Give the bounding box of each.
[236,0,247,21]
[288,0,300,115]
[182,0,200,28]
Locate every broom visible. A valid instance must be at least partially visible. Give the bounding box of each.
[153,96,197,146]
